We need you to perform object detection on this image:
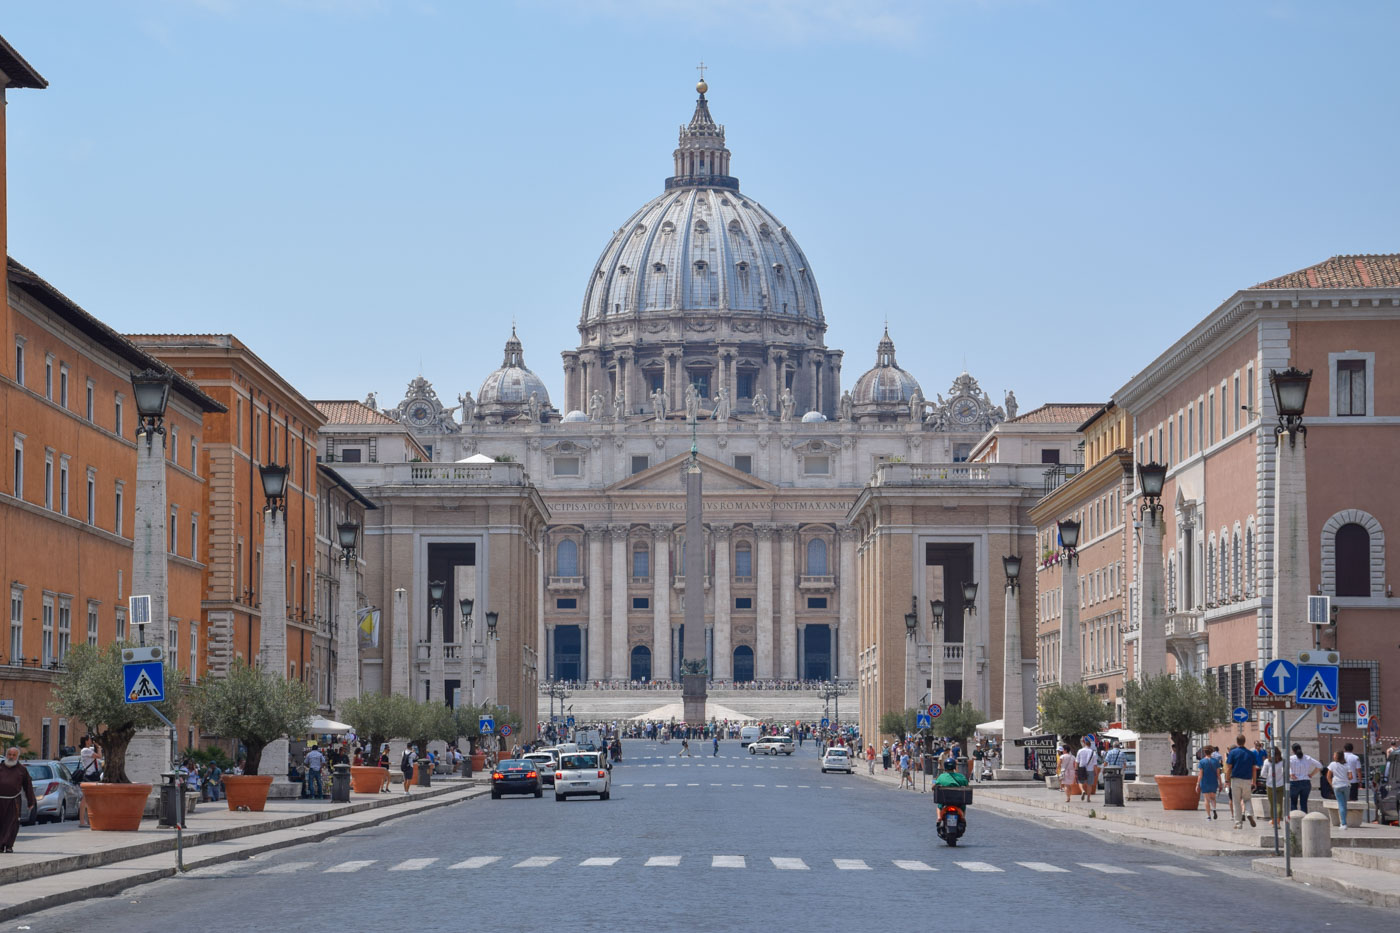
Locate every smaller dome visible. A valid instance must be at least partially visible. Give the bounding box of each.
[477,327,551,421]
[800,410,827,423]
[562,410,589,422]
[851,328,922,418]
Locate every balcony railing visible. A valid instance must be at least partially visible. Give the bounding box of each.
[547,575,585,592]
[798,574,835,590]
[944,644,963,662]
[672,574,712,590]
[872,461,1063,489]
[1165,610,1205,640]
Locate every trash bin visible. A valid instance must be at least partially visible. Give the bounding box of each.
[1102,766,1125,807]
[330,763,352,803]
[159,771,185,827]
[461,753,473,779]
[922,754,936,776]
[416,759,432,787]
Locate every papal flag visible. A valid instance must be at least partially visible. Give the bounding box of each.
[357,607,380,647]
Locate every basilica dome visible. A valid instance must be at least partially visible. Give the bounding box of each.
[851,328,922,420]
[478,328,551,421]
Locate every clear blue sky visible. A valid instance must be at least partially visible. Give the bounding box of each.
[4,1,1397,411]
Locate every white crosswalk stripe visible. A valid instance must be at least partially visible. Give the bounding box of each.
[580,857,619,866]
[450,856,500,869]
[771,857,809,870]
[1147,864,1204,877]
[893,860,936,871]
[955,861,1003,872]
[259,861,315,874]
[646,856,682,867]
[514,857,559,868]
[712,855,746,868]
[1079,863,1136,874]
[324,860,375,873]
[391,858,437,871]
[833,859,870,870]
[1016,862,1069,873]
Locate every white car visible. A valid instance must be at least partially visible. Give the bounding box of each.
[521,751,558,787]
[554,751,611,801]
[749,736,794,756]
[821,747,854,773]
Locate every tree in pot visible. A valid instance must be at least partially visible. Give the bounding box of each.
[188,661,316,810]
[50,642,184,829]
[936,701,986,759]
[1123,673,1231,776]
[342,692,415,761]
[1037,684,1112,749]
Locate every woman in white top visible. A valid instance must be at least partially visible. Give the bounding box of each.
[1326,751,1354,829]
[1259,747,1289,826]
[1288,743,1323,814]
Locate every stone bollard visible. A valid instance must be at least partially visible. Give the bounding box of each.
[1301,812,1332,858]
[1288,809,1306,855]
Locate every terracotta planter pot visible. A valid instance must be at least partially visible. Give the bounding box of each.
[1154,774,1200,810]
[471,752,486,773]
[81,782,151,831]
[351,766,389,794]
[223,774,275,812]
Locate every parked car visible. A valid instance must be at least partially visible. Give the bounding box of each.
[22,760,84,824]
[749,735,795,756]
[521,751,558,787]
[821,747,854,773]
[490,759,543,799]
[554,751,611,801]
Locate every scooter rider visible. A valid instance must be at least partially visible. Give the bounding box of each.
[935,756,969,787]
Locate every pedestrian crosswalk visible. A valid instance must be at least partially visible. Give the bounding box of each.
[221,856,1214,877]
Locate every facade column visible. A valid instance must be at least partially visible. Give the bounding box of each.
[778,525,798,681]
[996,579,1031,778]
[334,559,359,714]
[259,507,288,677]
[587,524,606,684]
[838,527,857,681]
[651,523,672,681]
[755,524,776,679]
[1135,506,1172,780]
[609,524,629,681]
[713,525,733,680]
[1058,558,1081,689]
[1272,429,1317,749]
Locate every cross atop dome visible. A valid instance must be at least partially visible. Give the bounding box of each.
[668,73,737,191]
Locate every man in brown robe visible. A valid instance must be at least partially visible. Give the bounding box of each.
[0,746,38,852]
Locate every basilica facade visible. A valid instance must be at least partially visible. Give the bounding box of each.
[335,80,1017,693]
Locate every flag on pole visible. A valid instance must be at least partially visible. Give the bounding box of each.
[358,607,379,647]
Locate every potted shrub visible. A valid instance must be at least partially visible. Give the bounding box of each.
[342,692,414,792]
[935,701,986,775]
[1037,684,1112,791]
[50,642,183,830]
[1123,673,1230,809]
[188,661,316,811]
[405,700,458,785]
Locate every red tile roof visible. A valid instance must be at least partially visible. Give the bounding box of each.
[1007,403,1104,425]
[314,401,399,426]
[1254,254,1400,290]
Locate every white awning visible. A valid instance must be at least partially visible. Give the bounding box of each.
[308,717,353,734]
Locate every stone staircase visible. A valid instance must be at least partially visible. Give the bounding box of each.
[537,686,857,725]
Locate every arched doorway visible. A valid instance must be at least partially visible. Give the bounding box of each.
[630,645,652,682]
[553,625,581,681]
[733,645,755,683]
[803,625,831,681]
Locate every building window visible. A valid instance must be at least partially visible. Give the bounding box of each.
[1233,375,1241,432]
[1187,407,1194,456]
[115,607,126,643]
[1041,449,1060,465]
[44,356,53,400]
[87,603,99,646]
[189,623,198,684]
[631,455,649,475]
[13,339,24,387]
[169,622,178,657]
[339,448,362,463]
[807,597,828,609]
[1336,359,1368,417]
[954,443,972,462]
[632,597,650,610]
[85,381,94,422]
[59,365,69,408]
[59,458,69,515]
[190,515,198,561]
[555,598,577,610]
[645,370,664,394]
[734,544,752,579]
[803,455,830,476]
[12,436,22,499]
[41,595,54,666]
[86,470,96,525]
[114,482,124,536]
[736,371,756,398]
[9,589,23,666]
[687,369,710,398]
[632,546,649,579]
[170,506,178,554]
[44,452,53,510]
[805,538,828,575]
[190,439,198,472]
[1207,390,1215,445]
[1335,523,1371,597]
[114,396,124,436]
[734,597,753,610]
[555,539,579,576]
[733,455,753,474]
[553,456,581,477]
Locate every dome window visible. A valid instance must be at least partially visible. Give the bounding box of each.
[661,221,675,235]
[736,261,749,272]
[652,262,666,274]
[772,263,784,277]
[759,223,772,238]
[618,265,630,275]
[694,260,708,272]
[728,219,743,235]
[695,220,709,234]
[632,223,647,237]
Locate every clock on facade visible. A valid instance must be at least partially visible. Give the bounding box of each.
[408,404,433,427]
[952,396,979,424]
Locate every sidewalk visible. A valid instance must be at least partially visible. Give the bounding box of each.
[0,778,488,921]
[852,757,1400,908]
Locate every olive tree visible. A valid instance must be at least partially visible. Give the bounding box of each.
[188,661,316,776]
[1123,674,1231,775]
[1037,684,1111,749]
[342,692,416,756]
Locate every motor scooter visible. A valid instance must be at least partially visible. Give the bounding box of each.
[934,784,973,846]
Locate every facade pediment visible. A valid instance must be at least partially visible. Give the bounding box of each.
[606,452,776,494]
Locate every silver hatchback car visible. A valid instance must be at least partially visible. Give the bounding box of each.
[22,760,84,824]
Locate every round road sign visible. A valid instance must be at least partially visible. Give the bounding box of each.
[500,724,513,738]
[929,703,943,718]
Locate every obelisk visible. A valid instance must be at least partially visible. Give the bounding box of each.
[681,411,708,725]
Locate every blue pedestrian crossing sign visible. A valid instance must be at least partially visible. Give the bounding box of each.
[478,715,495,734]
[1232,706,1250,723]
[820,718,830,729]
[566,716,575,727]
[1261,659,1298,697]
[1296,665,1339,706]
[123,661,164,704]
[915,712,932,729]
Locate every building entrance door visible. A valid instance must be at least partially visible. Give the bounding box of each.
[553,624,581,681]
[802,625,831,681]
[733,645,755,683]
[630,645,652,682]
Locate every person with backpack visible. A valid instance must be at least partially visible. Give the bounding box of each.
[400,746,416,794]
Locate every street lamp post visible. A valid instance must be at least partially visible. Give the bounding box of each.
[904,598,919,711]
[428,580,446,704]
[929,599,945,711]
[484,610,500,712]
[1132,462,1173,781]
[459,596,475,708]
[998,555,1032,777]
[1056,518,1082,689]
[333,521,361,714]
[960,580,979,710]
[257,460,293,786]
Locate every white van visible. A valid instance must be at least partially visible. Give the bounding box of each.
[739,726,762,747]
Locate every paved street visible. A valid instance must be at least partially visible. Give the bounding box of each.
[19,743,1387,931]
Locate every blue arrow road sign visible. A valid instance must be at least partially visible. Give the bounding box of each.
[478,715,495,734]
[1262,659,1298,697]
[915,713,932,729]
[1232,706,1250,723]
[1296,664,1340,706]
[123,661,164,704]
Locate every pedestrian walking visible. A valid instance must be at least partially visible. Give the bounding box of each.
[882,742,891,771]
[1260,746,1287,825]
[0,747,38,853]
[1343,743,1363,803]
[1327,752,1353,829]
[305,745,326,799]
[1224,735,1258,828]
[972,744,985,783]
[1058,746,1077,802]
[866,744,876,774]
[712,736,719,757]
[1075,737,1098,803]
[1288,744,1322,814]
[898,749,913,789]
[400,746,415,793]
[1196,746,1221,820]
[679,739,691,757]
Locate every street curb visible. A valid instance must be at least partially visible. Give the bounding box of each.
[0,785,487,922]
[1251,856,1400,909]
[2,781,475,887]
